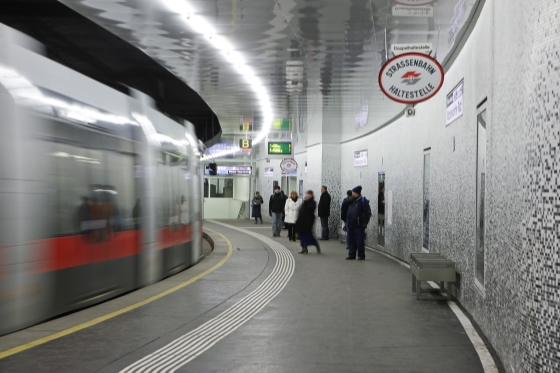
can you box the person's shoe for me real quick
[255,220,258,224]
[346,257,356,260]
[345,247,349,250]
[298,247,308,254]
[357,257,365,261]
[316,245,321,254]
[273,234,277,237]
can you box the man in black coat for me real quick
[269,186,286,237]
[318,185,331,240]
[346,185,372,260]
[340,190,352,248]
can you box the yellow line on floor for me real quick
[0,227,233,360]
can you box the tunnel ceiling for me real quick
[9,0,482,140]
[54,0,483,138]
[0,0,222,144]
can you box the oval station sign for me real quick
[280,158,298,172]
[393,0,437,5]
[378,52,444,104]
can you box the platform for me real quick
[0,220,494,372]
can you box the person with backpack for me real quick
[346,185,372,260]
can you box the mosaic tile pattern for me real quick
[520,1,560,371]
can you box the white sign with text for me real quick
[264,167,274,177]
[446,81,464,126]
[354,150,368,167]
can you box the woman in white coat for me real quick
[284,190,302,241]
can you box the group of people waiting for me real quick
[251,185,372,259]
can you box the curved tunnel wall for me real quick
[253,0,560,371]
[335,0,559,371]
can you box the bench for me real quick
[410,253,455,300]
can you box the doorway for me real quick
[378,172,385,247]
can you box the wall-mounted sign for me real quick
[280,158,298,172]
[393,0,436,6]
[264,167,274,177]
[268,141,292,155]
[205,165,253,175]
[378,53,444,104]
[393,5,433,17]
[272,118,292,131]
[392,43,432,56]
[355,104,369,129]
[225,166,252,175]
[239,138,252,151]
[239,116,253,131]
[354,150,368,167]
[446,81,464,126]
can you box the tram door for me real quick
[377,172,385,247]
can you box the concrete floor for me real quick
[0,220,485,372]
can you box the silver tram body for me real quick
[0,25,203,336]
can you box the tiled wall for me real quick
[255,1,559,370]
[335,0,558,371]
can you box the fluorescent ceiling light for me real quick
[160,0,274,158]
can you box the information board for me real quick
[446,81,464,126]
[268,142,292,155]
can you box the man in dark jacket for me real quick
[346,185,372,260]
[340,190,352,249]
[269,186,286,237]
[318,186,331,240]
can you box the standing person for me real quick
[252,191,264,224]
[340,190,353,250]
[281,190,288,228]
[269,186,285,237]
[346,185,372,260]
[296,190,321,254]
[318,186,331,240]
[284,190,302,241]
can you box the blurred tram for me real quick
[0,25,203,335]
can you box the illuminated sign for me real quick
[268,142,292,155]
[239,138,252,150]
[205,166,252,175]
[239,116,253,131]
[272,118,291,131]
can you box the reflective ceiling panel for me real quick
[60,0,482,136]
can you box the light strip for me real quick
[160,0,273,159]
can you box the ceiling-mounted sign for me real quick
[272,118,292,131]
[280,158,298,172]
[268,141,292,155]
[392,43,432,56]
[239,138,252,151]
[354,150,368,167]
[446,80,464,126]
[393,5,433,17]
[378,53,444,104]
[239,116,253,131]
[393,0,436,5]
[264,167,274,177]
